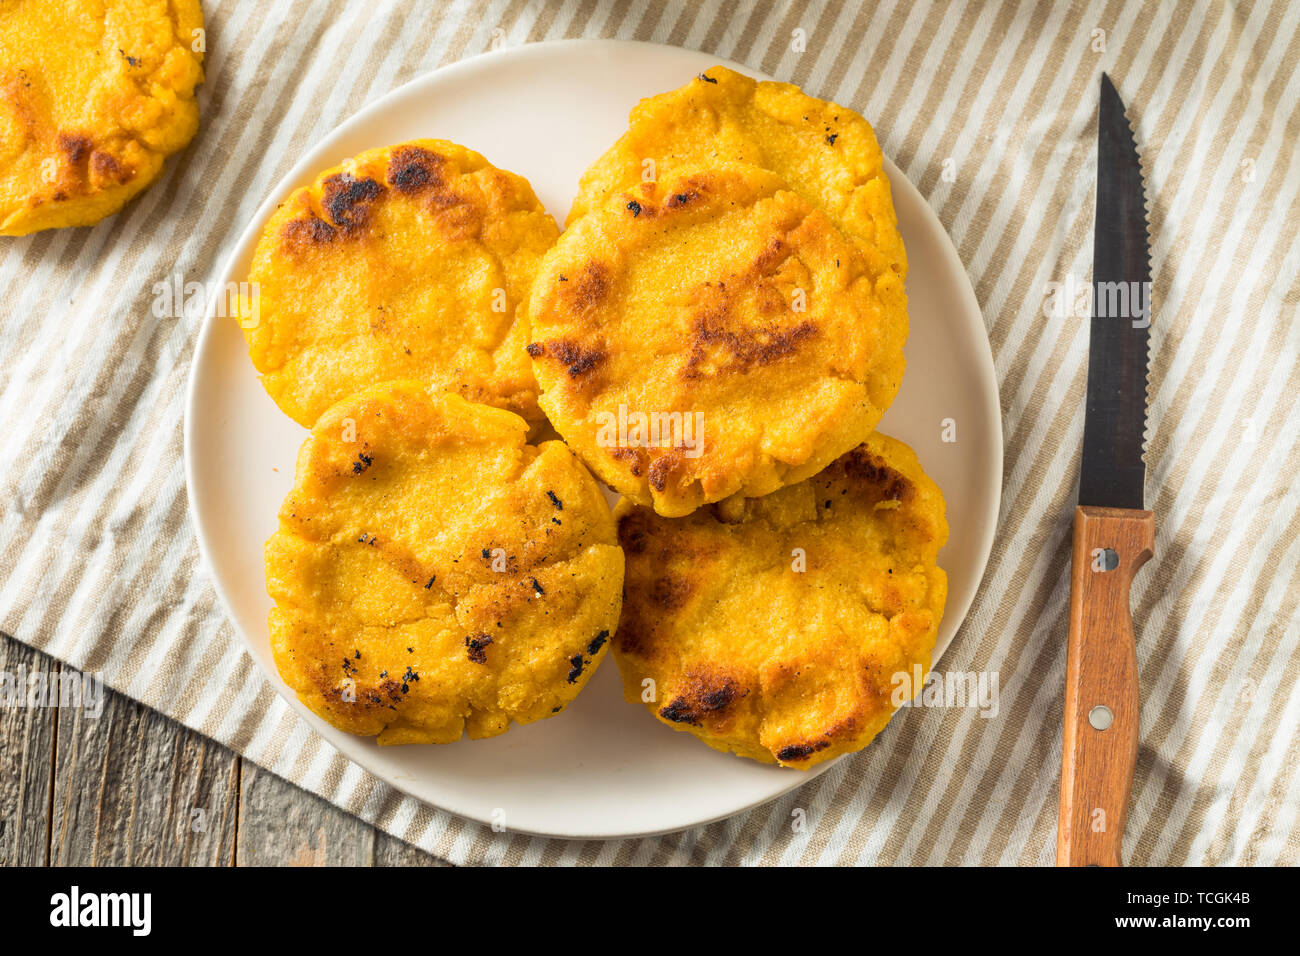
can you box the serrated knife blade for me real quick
[1078,72,1152,510]
[1057,74,1156,868]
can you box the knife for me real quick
[1057,73,1154,867]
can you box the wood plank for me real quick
[235,761,450,866]
[0,633,57,866]
[49,666,239,866]
[372,826,452,866]
[236,761,376,865]
[4,637,447,867]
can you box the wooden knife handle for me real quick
[1057,504,1154,866]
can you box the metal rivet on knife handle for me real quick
[1089,705,1114,731]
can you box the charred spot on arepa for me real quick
[421,180,483,240]
[666,189,700,209]
[610,446,646,477]
[56,132,92,165]
[648,572,692,611]
[562,261,611,312]
[657,697,695,723]
[566,654,586,683]
[46,131,134,191]
[464,633,493,664]
[527,338,605,379]
[659,672,745,725]
[684,317,818,380]
[616,509,653,555]
[647,449,688,494]
[90,149,130,184]
[282,211,338,246]
[618,507,712,566]
[611,612,649,657]
[776,740,831,763]
[321,674,404,709]
[840,446,913,503]
[679,234,820,379]
[321,172,384,231]
[616,174,714,221]
[386,144,445,193]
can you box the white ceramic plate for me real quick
[185,39,1002,839]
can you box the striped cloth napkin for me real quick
[2,0,1297,866]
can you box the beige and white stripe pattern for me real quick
[2,0,1297,866]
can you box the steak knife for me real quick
[1057,73,1154,867]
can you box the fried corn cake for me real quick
[526,163,907,516]
[0,0,204,235]
[612,432,947,769]
[567,66,907,287]
[240,140,559,428]
[266,382,624,745]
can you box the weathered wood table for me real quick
[0,633,448,866]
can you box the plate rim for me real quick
[183,36,1004,840]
